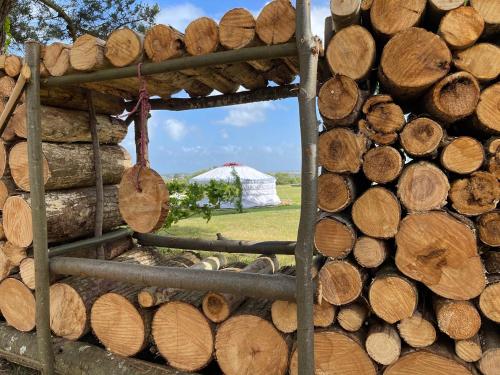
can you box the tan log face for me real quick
[397,312,437,348]
[476,82,500,133]
[105,28,143,67]
[185,17,219,56]
[353,236,387,268]
[318,128,368,173]
[441,137,484,174]
[385,350,476,375]
[0,278,35,332]
[478,211,500,246]
[362,146,403,184]
[317,173,354,213]
[319,260,363,305]
[400,117,443,157]
[370,0,426,37]
[144,24,184,62]
[454,43,500,83]
[255,0,296,45]
[438,6,484,50]
[449,171,499,216]
[479,282,500,323]
[219,8,256,49]
[318,75,359,126]
[314,217,356,259]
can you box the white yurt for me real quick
[190,163,281,209]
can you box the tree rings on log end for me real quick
[19,258,35,290]
[317,173,355,213]
[353,236,387,268]
[454,43,500,83]
[435,299,481,340]
[366,324,401,365]
[438,6,484,50]
[370,0,426,38]
[91,293,147,357]
[397,312,437,348]
[385,350,476,375]
[105,28,143,67]
[49,283,87,340]
[255,0,296,45]
[318,75,361,127]
[119,165,169,233]
[400,118,443,157]
[441,137,484,174]
[0,278,35,332]
[9,142,50,191]
[319,260,363,305]
[475,82,500,134]
[479,282,500,323]
[202,292,230,323]
[478,211,500,247]
[362,146,403,184]
[314,217,355,259]
[185,17,219,56]
[3,196,33,248]
[449,171,499,216]
[318,128,368,174]
[144,25,184,62]
[271,300,335,334]
[219,8,256,50]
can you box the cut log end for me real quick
[3,196,33,248]
[144,24,183,62]
[450,171,499,216]
[91,293,146,357]
[185,17,219,56]
[219,8,256,49]
[370,0,426,38]
[153,301,213,372]
[454,43,500,83]
[441,137,484,174]
[319,128,368,174]
[255,0,296,45]
[319,260,363,305]
[400,118,443,157]
[478,211,500,247]
[366,324,401,365]
[271,300,335,333]
[475,82,500,134]
[202,292,230,323]
[362,146,403,184]
[19,257,35,290]
[317,173,354,213]
[318,75,361,127]
[105,28,143,67]
[0,278,35,332]
[479,282,500,323]
[435,299,482,340]
[119,165,169,233]
[70,35,106,71]
[4,55,22,77]
[9,142,49,192]
[49,283,87,340]
[438,6,484,50]
[353,236,388,268]
[337,302,369,332]
[362,95,405,134]
[314,217,355,259]
[455,335,483,362]
[397,312,437,348]
[471,0,500,36]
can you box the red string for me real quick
[125,63,151,192]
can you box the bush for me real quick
[272,172,301,185]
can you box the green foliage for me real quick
[272,172,301,185]
[3,16,11,53]
[163,179,241,228]
[230,168,243,213]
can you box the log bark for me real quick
[214,298,292,375]
[449,171,499,216]
[3,185,123,247]
[434,298,481,340]
[475,82,500,134]
[366,323,401,365]
[455,335,483,362]
[330,0,361,31]
[362,146,403,184]
[454,43,500,84]
[319,259,365,305]
[318,128,369,173]
[368,266,418,324]
[395,211,485,300]
[4,55,21,77]
[0,277,35,331]
[397,311,437,348]
[289,329,377,375]
[105,28,143,67]
[438,6,484,50]
[370,0,426,39]
[317,172,355,213]
[255,0,296,45]
[70,34,110,71]
[379,27,451,99]
[119,165,169,233]
[42,43,72,77]
[352,186,401,238]
[470,0,500,36]
[478,211,500,247]
[337,301,369,332]
[201,256,277,323]
[318,75,365,128]
[425,72,480,124]
[314,215,356,259]
[478,323,500,375]
[397,162,450,212]
[9,142,131,191]
[441,136,484,174]
[326,25,375,81]
[185,17,219,56]
[353,236,388,268]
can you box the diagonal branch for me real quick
[35,0,78,40]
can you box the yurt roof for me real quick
[190,163,276,183]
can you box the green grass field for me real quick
[159,185,301,265]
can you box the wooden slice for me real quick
[470,0,500,36]
[317,173,355,213]
[362,95,405,134]
[0,278,35,331]
[478,211,500,247]
[326,25,375,81]
[119,165,169,233]
[255,0,296,45]
[425,72,480,124]
[454,43,500,83]
[319,260,364,305]
[475,82,500,134]
[449,171,499,216]
[441,137,484,174]
[379,27,451,99]
[144,24,184,62]
[185,17,219,56]
[4,55,22,77]
[330,0,361,31]
[318,128,369,173]
[271,300,335,333]
[434,298,481,340]
[70,34,108,71]
[370,0,426,39]
[219,8,256,49]
[400,118,443,158]
[366,323,401,365]
[289,330,377,375]
[353,236,388,268]
[337,302,369,332]
[369,270,418,324]
[478,325,500,375]
[105,28,143,67]
[438,6,484,50]
[397,162,449,212]
[362,146,403,184]
[395,211,485,300]
[455,335,483,363]
[352,187,401,239]
[314,216,356,259]
[479,279,500,323]
[318,75,362,127]
[397,312,437,348]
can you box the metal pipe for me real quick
[135,232,296,255]
[295,0,320,373]
[43,43,298,87]
[48,228,132,258]
[25,40,55,375]
[50,257,297,301]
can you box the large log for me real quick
[105,28,143,67]
[325,25,375,81]
[219,8,256,50]
[330,0,361,31]
[449,171,499,216]
[362,146,403,184]
[214,298,291,375]
[3,185,123,247]
[366,323,401,365]
[314,215,356,259]
[70,34,110,71]
[185,17,219,56]
[144,24,184,62]
[441,136,485,174]
[397,162,450,212]
[0,277,35,331]
[475,82,500,134]
[454,43,500,83]
[370,0,426,39]
[438,6,484,50]
[289,329,377,375]
[42,43,72,77]
[319,259,365,305]
[470,0,500,36]
[395,211,485,300]
[434,298,481,340]
[318,128,369,173]
[255,0,296,45]
[397,311,437,348]
[379,27,451,99]
[317,173,356,213]
[9,142,131,191]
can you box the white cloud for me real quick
[156,3,205,30]
[164,119,188,141]
[221,129,229,139]
[216,102,275,127]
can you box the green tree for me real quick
[1,0,159,50]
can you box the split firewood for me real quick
[400,117,443,158]
[314,215,356,259]
[438,6,484,50]
[353,236,388,268]
[317,173,356,213]
[434,298,482,340]
[105,28,143,67]
[319,259,365,305]
[365,322,401,365]
[441,136,485,174]
[318,128,369,173]
[449,171,499,216]
[362,146,403,184]
[370,0,426,39]
[454,43,500,83]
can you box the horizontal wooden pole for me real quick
[135,232,297,255]
[49,257,298,300]
[42,43,298,87]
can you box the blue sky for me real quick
[121,0,330,174]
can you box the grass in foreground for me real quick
[160,185,301,266]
